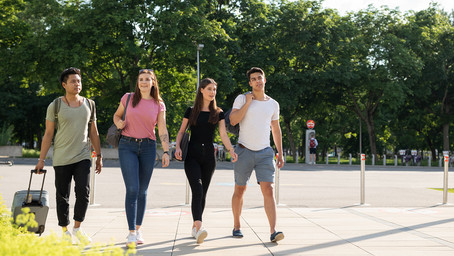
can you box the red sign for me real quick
[361,154,365,161]
[445,155,449,162]
[307,120,315,129]
[92,151,97,158]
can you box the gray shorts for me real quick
[234,145,275,186]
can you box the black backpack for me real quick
[224,109,239,135]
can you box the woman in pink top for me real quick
[113,69,170,247]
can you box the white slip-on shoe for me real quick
[63,230,73,243]
[191,227,197,238]
[136,230,144,245]
[195,228,208,244]
[126,233,137,248]
[72,228,92,243]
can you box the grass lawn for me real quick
[429,188,454,193]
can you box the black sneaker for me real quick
[270,231,284,242]
[232,229,243,238]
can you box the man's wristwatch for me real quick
[163,151,169,155]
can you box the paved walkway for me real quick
[1,161,453,255]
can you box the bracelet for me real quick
[163,151,169,155]
[38,159,45,162]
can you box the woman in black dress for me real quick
[175,78,238,244]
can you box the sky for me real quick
[321,0,454,15]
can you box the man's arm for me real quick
[89,119,102,174]
[35,120,55,173]
[229,93,253,125]
[271,119,284,169]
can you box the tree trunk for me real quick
[36,127,42,150]
[425,135,437,161]
[284,119,296,162]
[443,123,449,151]
[365,113,377,159]
[441,81,450,152]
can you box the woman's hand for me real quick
[174,147,182,161]
[115,119,126,129]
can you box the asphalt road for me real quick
[0,159,452,209]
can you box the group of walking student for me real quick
[34,66,285,247]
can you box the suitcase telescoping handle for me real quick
[26,169,47,206]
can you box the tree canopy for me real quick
[1,0,453,159]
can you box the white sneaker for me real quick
[195,228,208,244]
[126,233,137,247]
[72,228,92,243]
[63,230,73,243]
[191,227,197,238]
[136,230,144,245]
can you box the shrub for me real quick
[0,194,135,255]
[22,149,40,158]
[0,124,14,146]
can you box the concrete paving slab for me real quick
[1,162,453,255]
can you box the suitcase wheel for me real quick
[38,225,45,236]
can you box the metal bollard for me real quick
[89,153,97,205]
[383,155,386,166]
[428,156,431,167]
[274,153,280,205]
[326,154,329,165]
[360,153,366,205]
[337,154,340,165]
[394,155,397,166]
[439,157,442,167]
[443,155,449,204]
[349,153,352,165]
[296,151,299,164]
[372,154,375,166]
[284,152,287,163]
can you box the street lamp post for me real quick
[197,44,204,90]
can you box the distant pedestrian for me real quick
[113,69,170,247]
[35,67,102,243]
[229,67,285,243]
[309,134,318,164]
[175,78,238,244]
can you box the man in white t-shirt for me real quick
[229,67,285,243]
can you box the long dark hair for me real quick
[132,69,162,107]
[189,78,220,126]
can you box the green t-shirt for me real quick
[46,98,95,166]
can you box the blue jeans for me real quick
[118,136,156,231]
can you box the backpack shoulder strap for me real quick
[53,97,61,129]
[85,98,95,137]
[86,98,95,123]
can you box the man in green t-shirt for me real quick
[35,67,102,243]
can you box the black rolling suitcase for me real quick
[11,169,49,235]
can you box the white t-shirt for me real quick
[232,94,280,151]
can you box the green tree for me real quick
[403,6,454,156]
[327,6,421,158]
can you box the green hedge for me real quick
[0,195,135,255]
